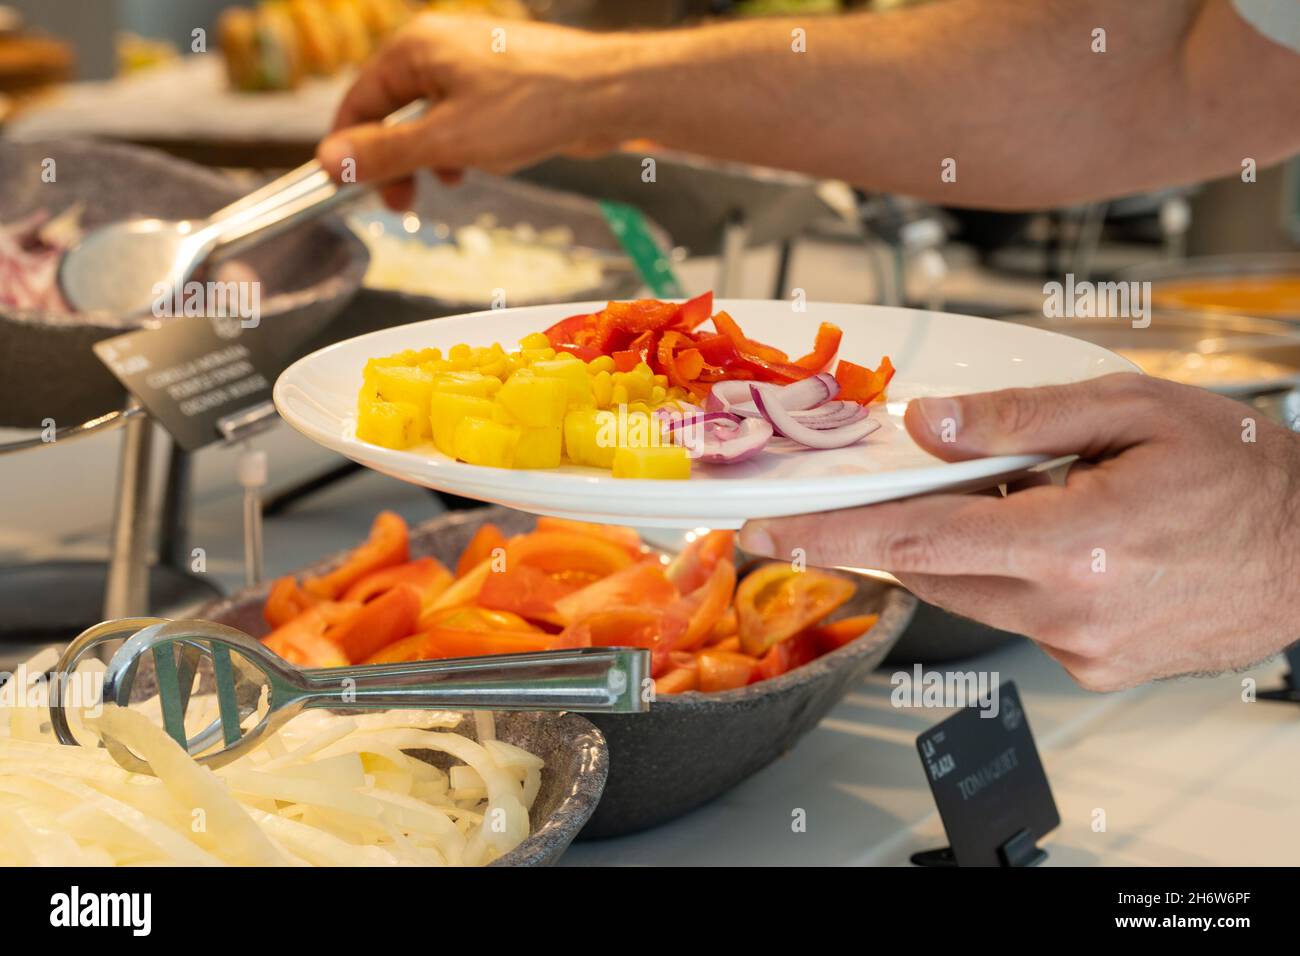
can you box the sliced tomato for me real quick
[554,608,663,650]
[794,322,842,372]
[710,606,739,641]
[835,356,895,404]
[710,635,742,653]
[456,523,507,578]
[533,517,643,558]
[364,626,553,664]
[418,558,492,629]
[755,628,822,681]
[264,575,322,629]
[475,531,633,624]
[423,605,539,633]
[262,602,355,668]
[809,613,879,652]
[654,665,699,696]
[477,562,583,626]
[735,564,857,656]
[664,529,735,594]
[342,556,453,609]
[661,557,736,656]
[323,582,422,663]
[697,649,760,692]
[553,562,678,626]
[303,511,409,599]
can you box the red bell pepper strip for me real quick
[674,291,713,331]
[657,331,709,398]
[603,298,681,334]
[710,311,811,383]
[303,511,409,599]
[835,356,895,404]
[794,322,843,372]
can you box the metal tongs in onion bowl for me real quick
[50,618,647,775]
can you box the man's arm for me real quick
[612,0,1300,208]
[320,0,1300,210]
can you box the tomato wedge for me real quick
[303,511,409,599]
[660,557,736,662]
[735,564,856,656]
[533,517,643,558]
[456,523,507,578]
[324,583,422,663]
[264,576,323,629]
[365,626,553,664]
[809,613,879,652]
[755,628,822,680]
[554,608,663,650]
[263,602,354,668]
[654,665,698,695]
[342,556,453,609]
[697,649,760,692]
[552,562,678,626]
[665,529,735,594]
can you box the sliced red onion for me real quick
[707,373,838,415]
[671,415,773,463]
[750,384,881,449]
[660,410,741,435]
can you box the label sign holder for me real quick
[1259,641,1300,705]
[93,316,290,453]
[912,680,1059,867]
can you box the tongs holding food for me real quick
[50,618,648,775]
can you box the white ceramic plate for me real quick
[274,300,1138,528]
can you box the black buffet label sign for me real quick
[94,316,286,452]
[915,681,1059,866]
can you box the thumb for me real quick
[904,372,1158,461]
[317,113,454,187]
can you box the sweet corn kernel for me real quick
[588,355,615,374]
[519,332,551,350]
[611,383,629,406]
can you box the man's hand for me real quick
[317,15,631,208]
[739,374,1300,691]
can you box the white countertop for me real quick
[563,640,1300,866]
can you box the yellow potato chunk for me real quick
[512,424,563,469]
[357,400,421,450]
[452,416,520,469]
[430,392,498,456]
[564,408,618,469]
[612,446,691,480]
[431,370,502,399]
[497,371,570,427]
[529,359,596,408]
[370,365,435,437]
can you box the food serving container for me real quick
[202,506,917,839]
[1119,253,1300,324]
[1004,309,1300,428]
[0,139,368,428]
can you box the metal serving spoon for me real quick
[50,617,647,775]
[59,100,429,317]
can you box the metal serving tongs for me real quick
[50,617,647,775]
[60,99,430,317]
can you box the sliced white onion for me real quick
[750,384,881,449]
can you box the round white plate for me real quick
[274,300,1138,528]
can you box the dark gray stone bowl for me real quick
[484,712,609,866]
[0,139,368,429]
[200,506,916,841]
